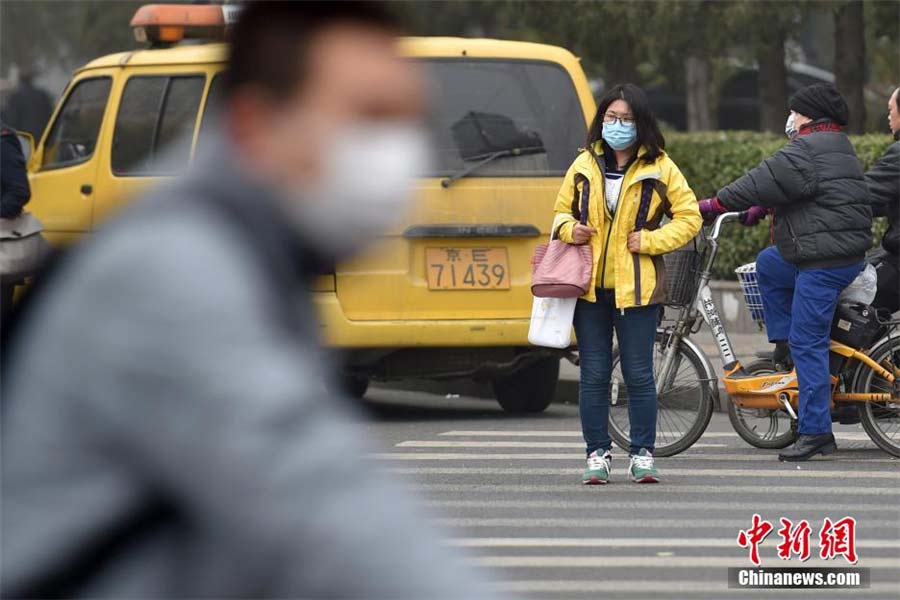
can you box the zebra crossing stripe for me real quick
[492,580,899,594]
[413,483,899,496]
[383,466,900,479]
[446,537,900,548]
[422,499,897,513]
[465,555,900,568]
[372,452,896,463]
[397,441,729,449]
[439,430,877,441]
[433,517,900,530]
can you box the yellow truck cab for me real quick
[23,4,596,412]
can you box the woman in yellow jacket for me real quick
[552,84,701,484]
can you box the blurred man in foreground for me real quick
[1,3,495,598]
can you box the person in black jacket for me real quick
[1,123,32,321]
[700,83,872,462]
[865,86,900,312]
[1,123,30,219]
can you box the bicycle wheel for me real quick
[727,359,796,449]
[609,330,714,457]
[853,337,900,458]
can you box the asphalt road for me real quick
[360,388,900,600]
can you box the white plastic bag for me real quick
[0,212,51,280]
[528,296,577,348]
[839,263,878,305]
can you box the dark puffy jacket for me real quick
[1,125,31,219]
[717,121,871,269]
[864,139,899,256]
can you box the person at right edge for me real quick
[699,83,872,462]
[864,85,900,313]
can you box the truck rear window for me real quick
[421,59,586,177]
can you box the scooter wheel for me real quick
[727,359,797,449]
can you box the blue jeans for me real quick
[756,246,863,435]
[573,290,660,455]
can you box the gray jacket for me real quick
[717,121,872,269]
[1,150,495,599]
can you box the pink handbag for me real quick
[531,175,593,298]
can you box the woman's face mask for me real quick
[784,112,798,139]
[602,119,638,151]
[283,121,430,260]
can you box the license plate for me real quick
[426,247,510,290]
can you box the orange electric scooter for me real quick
[606,212,900,458]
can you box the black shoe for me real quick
[773,341,794,373]
[778,433,837,462]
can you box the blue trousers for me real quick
[573,290,659,455]
[755,246,862,435]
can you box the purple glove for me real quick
[698,197,726,225]
[739,205,769,227]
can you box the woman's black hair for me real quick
[587,83,665,164]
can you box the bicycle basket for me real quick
[735,262,765,324]
[663,241,700,307]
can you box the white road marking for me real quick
[379,429,898,596]
[397,441,730,449]
[440,430,877,441]
[384,466,900,479]
[492,580,899,594]
[432,517,900,530]
[372,452,896,463]
[423,499,897,513]
[466,555,900,568]
[447,537,900,549]
[413,483,898,496]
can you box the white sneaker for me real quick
[628,448,660,483]
[582,450,611,484]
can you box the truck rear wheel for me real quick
[492,357,559,413]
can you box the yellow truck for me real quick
[21,4,596,412]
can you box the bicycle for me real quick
[607,212,900,458]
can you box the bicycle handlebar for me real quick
[706,211,744,242]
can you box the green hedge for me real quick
[665,132,893,279]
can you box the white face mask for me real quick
[283,122,429,259]
[784,113,797,139]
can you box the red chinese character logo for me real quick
[737,514,774,566]
[776,518,812,562]
[819,517,858,564]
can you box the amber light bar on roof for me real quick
[130,3,237,45]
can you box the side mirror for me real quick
[16,131,34,164]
